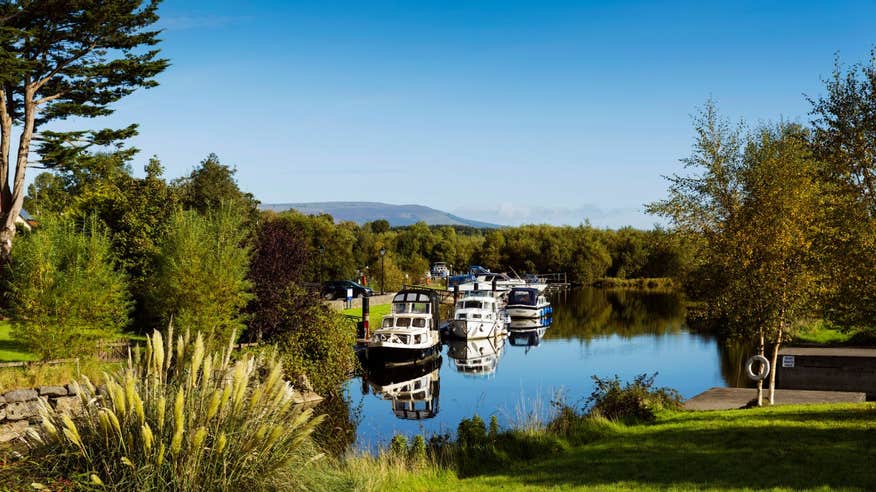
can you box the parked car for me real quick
[322,280,373,300]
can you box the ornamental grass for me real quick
[22,326,325,491]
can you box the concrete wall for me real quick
[776,347,876,397]
[0,384,82,444]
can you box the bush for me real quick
[274,285,358,394]
[150,206,252,348]
[586,373,682,424]
[23,328,325,490]
[4,217,131,360]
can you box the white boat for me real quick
[506,288,552,319]
[449,291,507,339]
[366,356,441,420]
[446,337,505,376]
[367,289,442,363]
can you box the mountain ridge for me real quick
[260,201,501,228]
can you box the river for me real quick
[336,287,748,450]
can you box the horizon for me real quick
[39,1,876,229]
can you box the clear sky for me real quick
[51,0,876,228]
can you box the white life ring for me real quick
[745,355,770,381]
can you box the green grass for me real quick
[0,320,36,362]
[362,403,876,491]
[343,303,391,329]
[792,319,876,346]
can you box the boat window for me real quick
[395,303,409,313]
[410,302,430,314]
[472,313,482,319]
[412,318,426,328]
[457,313,467,319]
[510,291,534,304]
[396,317,411,328]
[463,300,482,309]
[383,318,393,328]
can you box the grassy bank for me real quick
[793,319,876,346]
[343,303,391,328]
[0,320,36,362]
[345,403,876,491]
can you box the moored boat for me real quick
[367,289,442,363]
[448,291,507,339]
[447,337,505,376]
[505,287,552,319]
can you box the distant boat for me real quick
[367,289,442,363]
[448,291,508,339]
[506,288,552,319]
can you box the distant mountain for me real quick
[261,201,501,228]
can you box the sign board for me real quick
[346,288,353,300]
[782,355,795,368]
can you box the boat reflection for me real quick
[364,355,441,420]
[508,317,552,351]
[446,336,506,376]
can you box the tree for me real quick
[247,214,310,342]
[150,206,253,347]
[649,103,820,405]
[175,153,260,226]
[0,0,167,263]
[808,51,876,328]
[4,217,131,360]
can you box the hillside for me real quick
[261,201,501,228]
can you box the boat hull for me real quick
[506,305,552,318]
[448,319,506,339]
[366,343,441,364]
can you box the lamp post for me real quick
[379,247,386,294]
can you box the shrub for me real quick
[274,286,358,394]
[23,328,324,491]
[586,372,683,423]
[5,217,131,360]
[150,206,253,348]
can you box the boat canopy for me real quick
[508,288,539,306]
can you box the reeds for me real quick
[24,327,325,491]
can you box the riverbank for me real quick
[341,402,876,491]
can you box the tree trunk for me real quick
[0,87,13,266]
[768,318,785,405]
[756,329,764,406]
[0,85,36,264]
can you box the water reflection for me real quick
[446,337,506,376]
[508,316,553,351]
[346,288,751,448]
[363,355,442,420]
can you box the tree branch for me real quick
[33,92,63,106]
[33,40,98,91]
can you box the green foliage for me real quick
[21,328,325,491]
[390,434,408,457]
[808,52,876,328]
[4,217,130,360]
[586,373,682,424]
[274,286,358,394]
[150,207,253,347]
[174,154,260,229]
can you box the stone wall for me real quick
[0,384,82,444]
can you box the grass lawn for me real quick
[343,303,391,329]
[0,319,36,362]
[381,403,876,491]
[793,319,876,346]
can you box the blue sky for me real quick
[49,1,876,228]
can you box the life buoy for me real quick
[745,355,770,381]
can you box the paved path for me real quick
[684,387,866,411]
[779,346,876,357]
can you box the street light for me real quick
[379,247,386,294]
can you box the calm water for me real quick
[339,288,748,450]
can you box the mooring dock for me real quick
[684,387,866,411]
